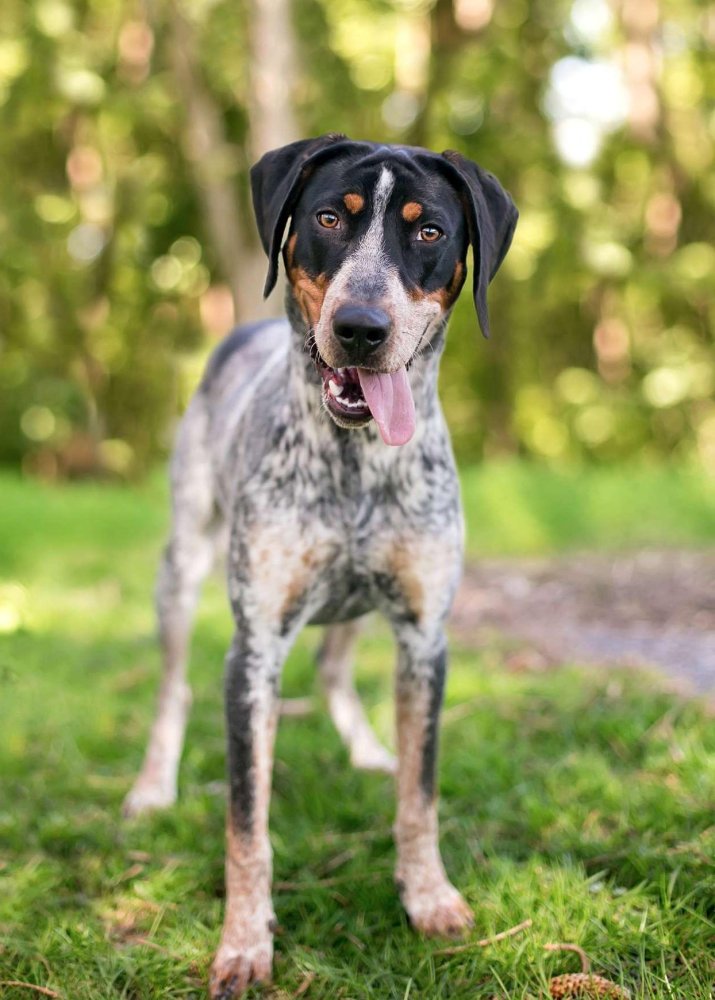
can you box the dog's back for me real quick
[200,319,289,466]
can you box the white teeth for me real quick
[328,379,343,396]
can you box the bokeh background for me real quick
[2,7,715,997]
[1,0,713,479]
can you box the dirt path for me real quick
[451,549,715,695]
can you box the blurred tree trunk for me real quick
[408,0,464,148]
[169,4,247,317]
[241,0,300,316]
[168,0,299,324]
[247,0,299,158]
[407,0,492,148]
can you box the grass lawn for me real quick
[0,464,713,999]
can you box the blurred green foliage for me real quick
[0,0,713,476]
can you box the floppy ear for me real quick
[250,133,349,298]
[440,151,518,338]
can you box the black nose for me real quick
[333,304,390,360]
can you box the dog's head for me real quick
[251,134,517,445]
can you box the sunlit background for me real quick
[1,10,714,994]
[0,0,713,477]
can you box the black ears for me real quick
[250,136,518,329]
[439,151,518,338]
[250,133,349,298]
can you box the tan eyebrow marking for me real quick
[401,201,423,222]
[343,193,365,214]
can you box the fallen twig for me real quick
[292,971,316,997]
[275,870,384,891]
[544,942,590,973]
[435,917,533,955]
[0,983,60,998]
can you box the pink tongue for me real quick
[356,367,415,446]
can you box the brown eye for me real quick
[317,211,340,229]
[417,224,443,243]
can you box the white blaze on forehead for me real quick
[356,166,395,266]
[314,167,397,347]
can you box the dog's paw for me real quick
[209,941,273,999]
[399,878,474,937]
[122,780,176,818]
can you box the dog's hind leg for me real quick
[318,620,396,775]
[123,402,217,818]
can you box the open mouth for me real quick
[318,363,372,425]
[313,351,417,446]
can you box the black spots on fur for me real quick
[420,645,446,800]
[373,571,419,627]
[280,599,305,638]
[271,421,289,453]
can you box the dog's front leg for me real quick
[210,516,335,998]
[377,531,473,936]
[210,628,282,999]
[393,631,474,936]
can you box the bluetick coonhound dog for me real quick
[123,134,517,998]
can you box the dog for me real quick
[123,133,517,998]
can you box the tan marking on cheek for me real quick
[402,201,423,223]
[409,285,450,311]
[343,192,365,214]
[408,260,465,312]
[449,260,464,296]
[289,266,328,328]
[284,232,297,270]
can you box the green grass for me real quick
[0,465,713,999]
[460,460,715,555]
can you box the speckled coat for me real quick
[122,134,517,1000]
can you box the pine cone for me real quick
[549,972,631,998]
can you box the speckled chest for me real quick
[226,400,462,627]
